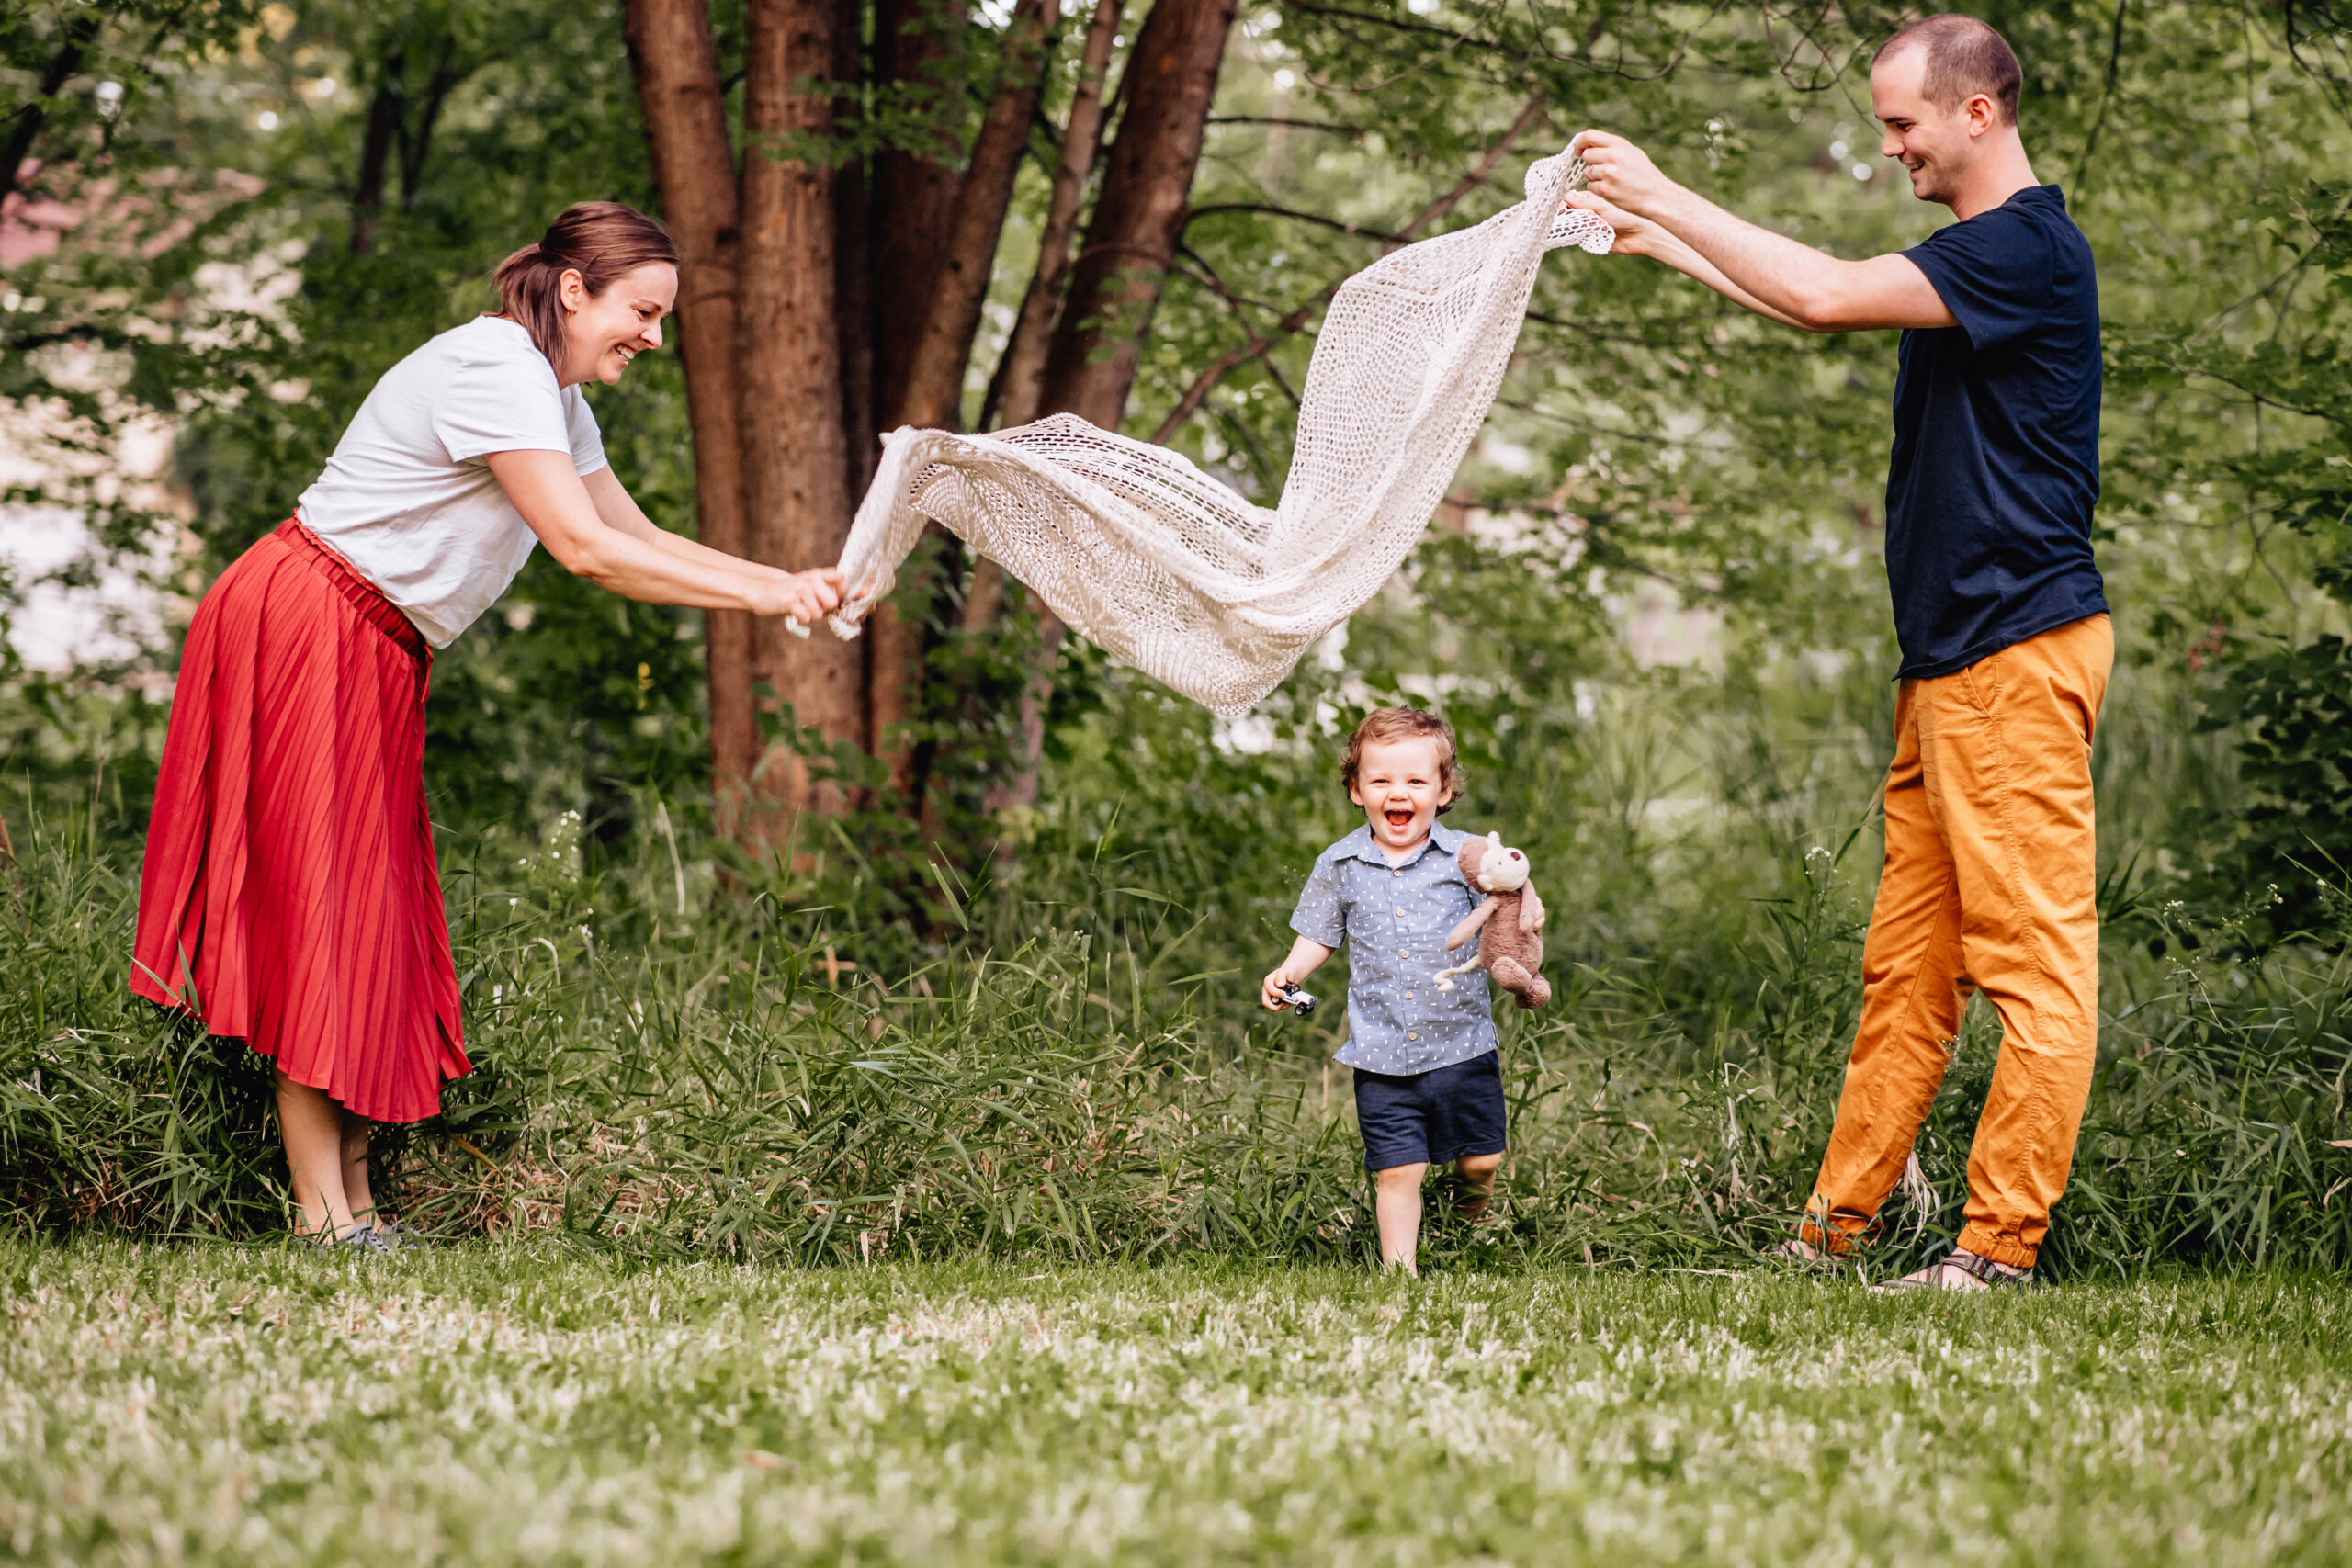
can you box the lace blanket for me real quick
[826,147,1612,716]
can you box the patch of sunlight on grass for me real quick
[2,1238,2348,1565]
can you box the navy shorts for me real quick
[1353,1052,1508,1171]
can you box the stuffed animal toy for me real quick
[1432,831,1551,1009]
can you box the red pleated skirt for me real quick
[131,518,469,1124]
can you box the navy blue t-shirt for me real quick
[1885,184,2107,679]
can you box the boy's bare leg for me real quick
[275,1070,356,1236]
[340,1115,377,1227]
[1453,1152,1502,1223]
[1374,1162,1428,1273]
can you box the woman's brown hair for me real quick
[493,201,680,373]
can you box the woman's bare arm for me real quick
[487,450,840,623]
[580,465,799,579]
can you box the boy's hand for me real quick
[1523,884,1547,932]
[1261,968,1296,1010]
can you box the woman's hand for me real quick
[752,568,844,624]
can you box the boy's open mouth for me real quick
[1384,807,1415,830]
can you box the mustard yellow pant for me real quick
[1802,614,2112,1269]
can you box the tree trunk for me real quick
[860,0,972,799]
[1037,0,1237,428]
[0,11,100,203]
[964,0,1125,633]
[395,36,463,211]
[864,0,1061,808]
[869,0,967,434]
[623,0,762,834]
[740,0,863,824]
[992,0,1235,812]
[349,49,403,255]
[893,0,1057,433]
[989,0,1125,434]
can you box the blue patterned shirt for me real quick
[1289,820,1499,1075]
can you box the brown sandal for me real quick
[1872,1248,2035,1292]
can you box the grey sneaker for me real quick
[330,1223,394,1255]
[373,1220,428,1251]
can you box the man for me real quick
[1566,14,2109,1291]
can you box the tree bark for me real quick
[865,0,1061,806]
[869,0,967,434]
[740,0,863,823]
[989,0,1125,434]
[395,36,463,211]
[963,0,1125,633]
[893,0,1057,433]
[992,0,1235,814]
[859,0,974,798]
[1036,0,1238,429]
[349,49,403,255]
[623,0,761,833]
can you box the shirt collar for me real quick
[1334,818,1466,870]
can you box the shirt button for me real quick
[1408,1032,1419,1042]
[1404,990,1415,999]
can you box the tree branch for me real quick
[1181,201,1404,243]
[1205,115,1366,135]
[2,12,103,203]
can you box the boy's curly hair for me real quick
[1341,707,1463,814]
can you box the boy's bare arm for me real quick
[1262,937,1333,1010]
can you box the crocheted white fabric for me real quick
[826,147,1613,716]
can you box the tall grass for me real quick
[5,770,2346,1275]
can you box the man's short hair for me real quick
[1873,14,2023,126]
[1342,707,1462,813]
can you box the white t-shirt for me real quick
[297,315,606,648]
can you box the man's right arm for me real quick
[1566,130,1956,334]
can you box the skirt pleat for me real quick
[132,519,469,1125]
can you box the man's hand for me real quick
[1569,130,1683,220]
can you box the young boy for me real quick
[1262,707,1542,1273]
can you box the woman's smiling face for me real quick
[558,261,678,387]
[1350,735,1449,853]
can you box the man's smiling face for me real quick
[1871,43,1990,208]
[1350,736,1450,854]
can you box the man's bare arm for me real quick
[1567,130,1956,333]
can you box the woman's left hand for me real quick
[763,568,843,625]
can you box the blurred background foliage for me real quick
[3,0,2349,1268]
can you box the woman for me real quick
[131,202,839,1249]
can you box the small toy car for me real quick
[1274,982,1318,1019]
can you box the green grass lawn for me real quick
[2,1242,2346,1565]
